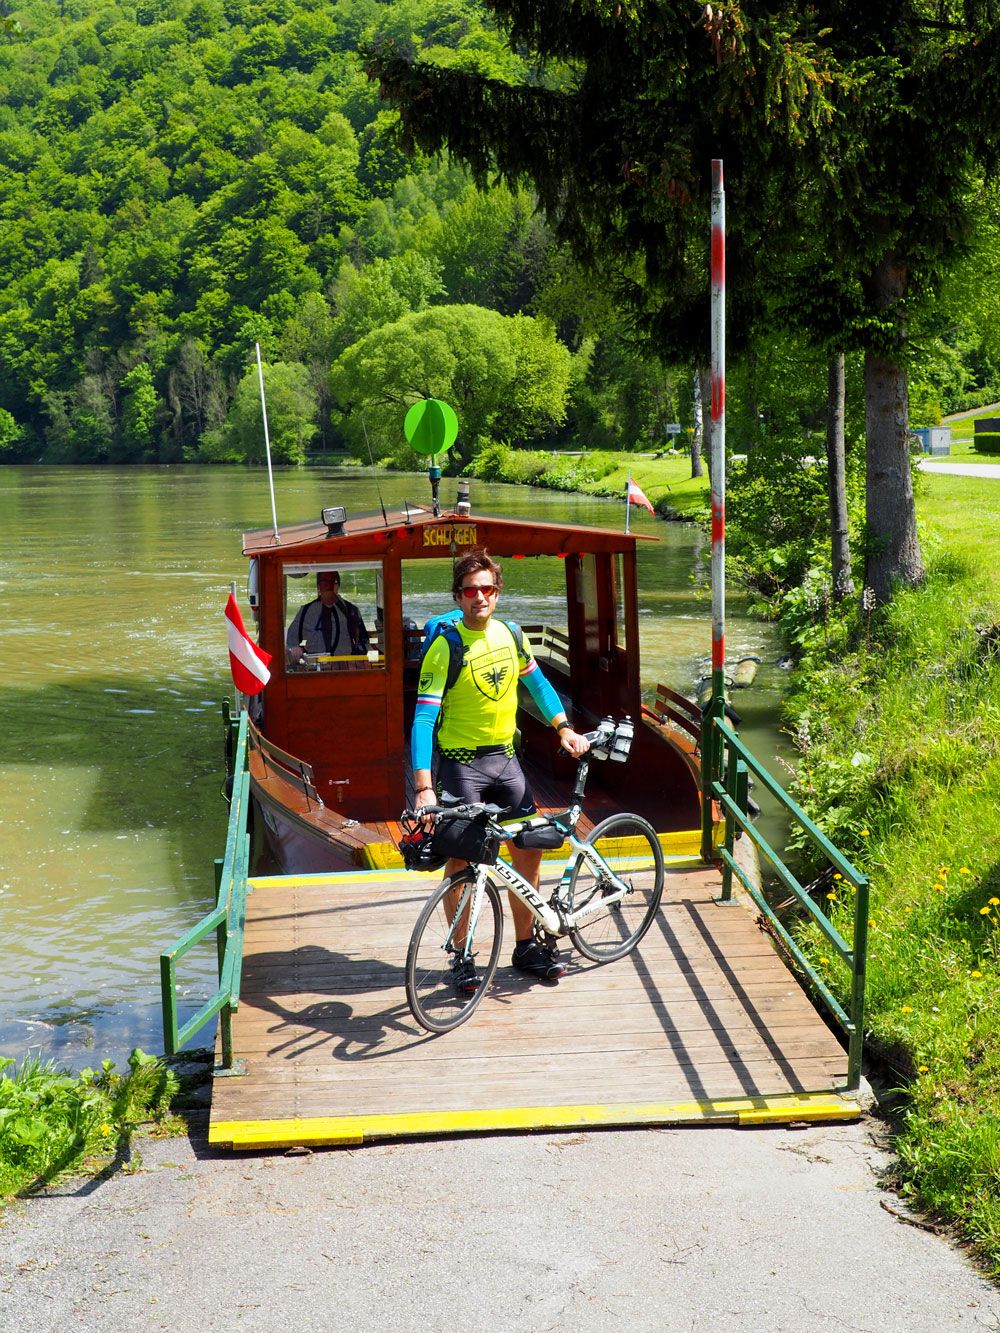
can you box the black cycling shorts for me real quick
[437,746,536,817]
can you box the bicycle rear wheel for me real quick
[405,870,503,1033]
[567,813,664,962]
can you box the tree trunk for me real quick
[863,256,924,603]
[698,365,712,481]
[690,367,704,478]
[826,352,853,601]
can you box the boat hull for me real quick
[251,779,362,875]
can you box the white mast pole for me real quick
[255,342,279,540]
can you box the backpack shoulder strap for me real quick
[500,618,526,662]
[442,623,466,692]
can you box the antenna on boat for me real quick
[361,413,389,526]
[254,342,279,541]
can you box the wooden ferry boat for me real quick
[235,486,706,874]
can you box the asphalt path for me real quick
[2,1113,998,1332]
[918,460,1000,478]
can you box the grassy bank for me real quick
[943,410,1000,461]
[0,1049,206,1203]
[463,443,710,519]
[783,471,1000,1273]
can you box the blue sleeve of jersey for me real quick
[521,661,563,724]
[411,634,449,771]
[411,699,438,771]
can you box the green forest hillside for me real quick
[4,0,1000,471]
[0,0,679,463]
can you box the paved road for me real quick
[918,460,1000,478]
[941,403,1000,423]
[2,1115,997,1332]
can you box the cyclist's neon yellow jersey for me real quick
[419,618,534,750]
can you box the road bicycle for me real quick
[399,717,665,1033]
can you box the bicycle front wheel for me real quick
[567,813,664,962]
[405,870,503,1033]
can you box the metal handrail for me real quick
[160,709,251,1069]
[701,714,869,1090]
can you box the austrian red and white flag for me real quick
[626,477,654,515]
[225,593,271,696]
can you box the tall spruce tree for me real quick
[372,2,1000,603]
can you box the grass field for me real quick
[787,469,1000,1273]
[465,444,711,519]
[940,409,1000,461]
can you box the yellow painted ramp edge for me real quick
[210,1091,862,1150]
[251,836,705,889]
[358,827,705,872]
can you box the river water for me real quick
[0,465,791,1070]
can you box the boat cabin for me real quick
[242,498,702,871]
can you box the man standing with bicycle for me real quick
[411,550,590,990]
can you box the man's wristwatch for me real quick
[556,721,572,732]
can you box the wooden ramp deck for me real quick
[209,856,860,1150]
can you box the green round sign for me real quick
[403,399,458,456]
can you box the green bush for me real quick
[470,440,512,480]
[0,1049,181,1200]
[502,449,550,484]
[973,432,1000,454]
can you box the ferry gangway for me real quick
[159,704,869,1149]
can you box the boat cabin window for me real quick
[614,553,627,653]
[400,555,571,682]
[284,562,385,673]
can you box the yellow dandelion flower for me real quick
[833,873,843,881]
[100,1123,112,1136]
[826,891,837,901]
[981,907,992,916]
[990,897,1000,906]
[818,956,829,965]
[901,1005,913,1013]
[859,829,870,837]
[918,1065,929,1073]
[933,883,946,892]
[971,970,982,979]
[959,867,971,875]
[940,866,950,874]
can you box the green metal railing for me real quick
[160,709,251,1071]
[701,714,869,1090]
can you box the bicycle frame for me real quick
[451,821,635,943]
[417,716,638,954]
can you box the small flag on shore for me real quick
[225,593,271,695]
[626,475,654,515]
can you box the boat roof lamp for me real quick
[322,504,347,535]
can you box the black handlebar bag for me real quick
[512,824,565,850]
[432,812,500,866]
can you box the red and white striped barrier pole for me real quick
[703,159,727,860]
